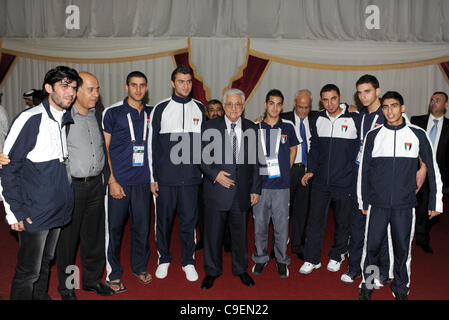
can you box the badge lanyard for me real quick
[259,123,282,179]
[127,111,148,167]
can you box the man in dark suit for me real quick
[411,91,449,253]
[200,88,262,289]
[279,89,317,261]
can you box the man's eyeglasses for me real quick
[224,103,243,108]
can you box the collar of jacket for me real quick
[172,93,192,104]
[42,97,74,128]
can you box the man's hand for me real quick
[11,218,32,232]
[151,182,159,198]
[361,210,368,215]
[0,152,10,168]
[415,160,427,194]
[250,193,260,206]
[301,172,314,187]
[254,115,264,123]
[215,170,235,189]
[428,210,441,219]
[109,181,126,199]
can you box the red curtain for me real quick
[231,54,269,102]
[440,61,449,83]
[0,53,16,85]
[173,52,208,105]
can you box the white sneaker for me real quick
[182,264,199,282]
[155,262,170,279]
[327,259,342,272]
[299,262,321,274]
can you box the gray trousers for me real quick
[252,188,291,265]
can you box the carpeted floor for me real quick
[0,197,448,301]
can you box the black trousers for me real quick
[415,180,439,246]
[10,228,61,300]
[57,176,106,295]
[198,181,232,250]
[290,165,310,254]
[204,197,249,276]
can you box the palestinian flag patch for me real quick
[404,142,412,151]
[281,135,287,144]
[341,125,348,132]
[193,118,199,125]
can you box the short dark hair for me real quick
[42,66,80,96]
[381,91,404,106]
[433,91,448,102]
[171,64,193,82]
[320,84,340,97]
[126,71,148,85]
[206,99,223,110]
[265,89,284,104]
[356,74,380,89]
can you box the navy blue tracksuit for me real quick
[358,119,443,295]
[347,106,391,279]
[303,105,360,264]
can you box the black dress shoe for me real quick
[60,291,78,300]
[420,244,433,254]
[83,282,115,296]
[238,272,255,287]
[201,275,217,290]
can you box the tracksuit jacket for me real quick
[0,98,74,232]
[148,94,205,186]
[307,104,360,191]
[357,119,443,212]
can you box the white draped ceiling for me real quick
[1,37,448,122]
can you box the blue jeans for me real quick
[10,228,61,300]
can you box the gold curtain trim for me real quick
[0,39,19,89]
[222,38,251,99]
[187,38,211,102]
[0,47,189,64]
[249,49,449,71]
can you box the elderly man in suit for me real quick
[411,91,449,254]
[200,88,262,290]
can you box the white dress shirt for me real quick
[293,112,311,164]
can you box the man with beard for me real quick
[0,66,79,300]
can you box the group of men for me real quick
[0,65,446,300]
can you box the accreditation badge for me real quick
[132,145,145,166]
[266,157,281,179]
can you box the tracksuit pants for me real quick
[105,183,151,281]
[303,183,351,265]
[155,184,198,267]
[252,188,291,265]
[361,206,415,295]
[347,199,392,279]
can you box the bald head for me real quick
[294,89,312,119]
[75,71,100,113]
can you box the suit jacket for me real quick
[201,116,262,212]
[279,110,318,126]
[411,114,449,188]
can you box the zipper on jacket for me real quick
[390,130,396,206]
[327,118,334,185]
[182,103,185,132]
